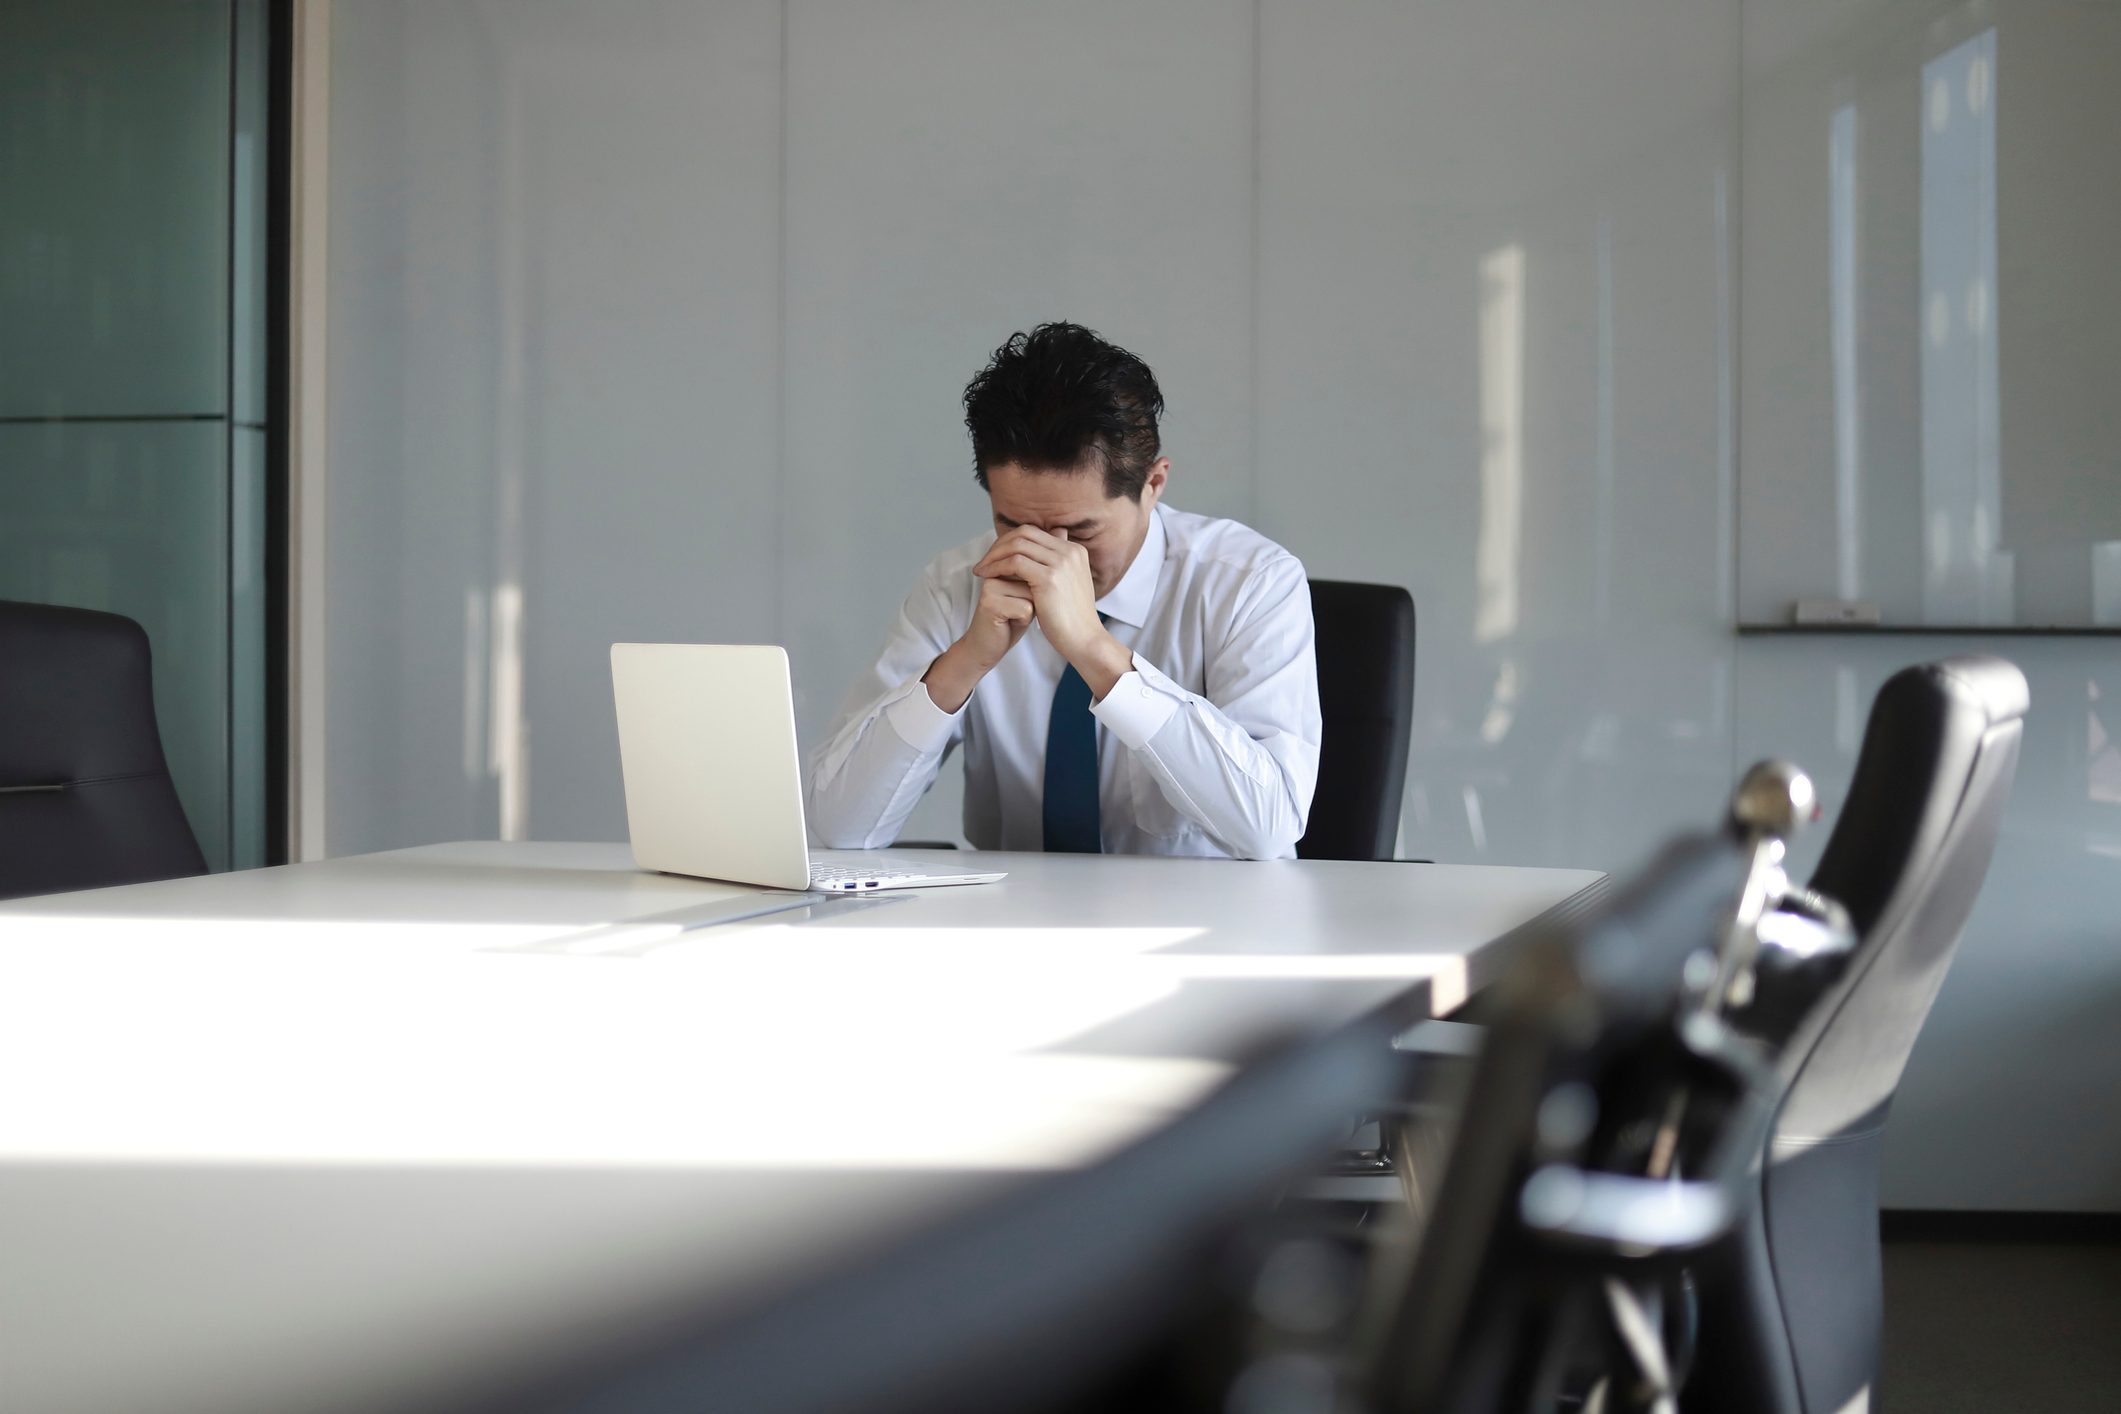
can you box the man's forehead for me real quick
[986,462,1115,527]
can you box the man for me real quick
[807,322,1320,859]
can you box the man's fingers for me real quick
[1020,533,1078,566]
[979,528,1065,570]
[976,552,1053,585]
[1026,527,1090,565]
[976,544,1055,577]
[986,594,1034,626]
[979,577,1036,618]
[1014,526,1086,565]
[979,526,1034,563]
[984,575,1035,601]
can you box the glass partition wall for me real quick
[1739,0,2121,629]
[0,0,281,870]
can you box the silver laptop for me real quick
[610,643,1005,893]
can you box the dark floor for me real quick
[1881,1240,2121,1412]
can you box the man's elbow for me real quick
[804,790,867,850]
[808,810,880,851]
[811,824,870,850]
[1226,810,1305,861]
[1240,785,1312,860]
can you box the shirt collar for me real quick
[1094,504,1167,629]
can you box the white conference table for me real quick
[0,842,1602,1414]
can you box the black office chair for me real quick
[1334,755,1872,1414]
[1358,823,1817,1414]
[0,600,207,901]
[1299,580,1415,862]
[1689,656,2028,1414]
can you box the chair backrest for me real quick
[1298,580,1415,862]
[1693,656,2027,1414]
[1785,655,2027,1142]
[0,599,207,900]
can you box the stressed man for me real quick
[807,322,1320,859]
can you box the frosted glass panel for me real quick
[1256,0,1741,870]
[0,0,233,418]
[0,422,232,870]
[325,0,782,855]
[1740,0,2121,627]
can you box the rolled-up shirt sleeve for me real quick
[1090,555,1321,859]
[805,573,966,849]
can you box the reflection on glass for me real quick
[2092,680,2121,808]
[462,587,489,781]
[1716,169,1734,622]
[1461,784,1489,855]
[1595,218,1615,626]
[1829,103,1862,601]
[1919,28,2008,622]
[1835,665,1861,755]
[1480,659,1519,745]
[231,428,267,868]
[490,582,528,841]
[2095,543,2121,626]
[1476,243,1525,645]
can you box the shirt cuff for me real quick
[1091,654,1187,750]
[885,677,964,754]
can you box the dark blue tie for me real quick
[1043,631,1106,854]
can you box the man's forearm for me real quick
[808,681,959,849]
[1127,706,1312,859]
[1089,652,1320,860]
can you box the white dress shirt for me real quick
[806,505,1321,859]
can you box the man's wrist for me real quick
[922,640,988,713]
[1076,629,1135,703]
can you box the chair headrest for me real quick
[1925,654,2030,727]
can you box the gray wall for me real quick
[323,0,2121,1210]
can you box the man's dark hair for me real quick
[962,322,1165,501]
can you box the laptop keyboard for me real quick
[806,864,934,890]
